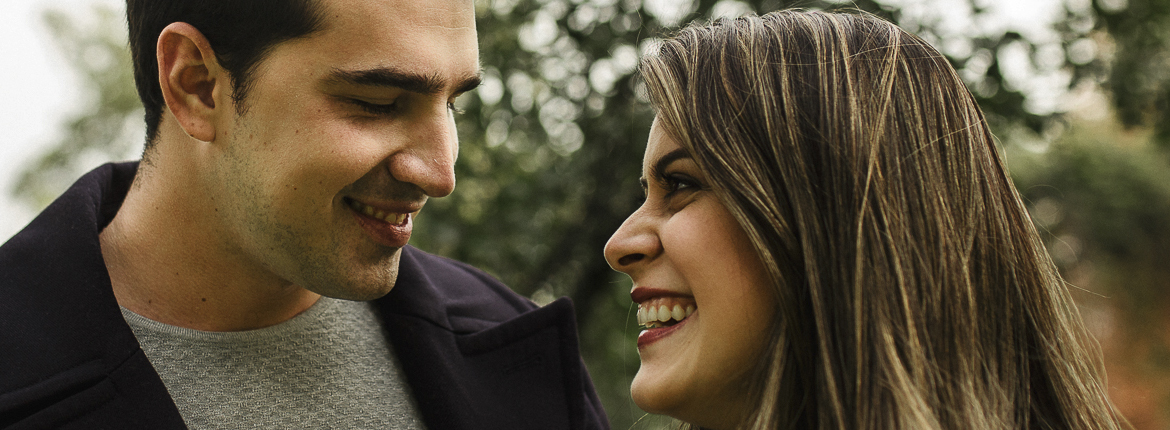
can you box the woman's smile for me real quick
[632,291,699,348]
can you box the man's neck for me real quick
[100,154,321,332]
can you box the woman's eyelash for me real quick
[662,173,701,194]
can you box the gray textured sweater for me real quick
[121,297,426,429]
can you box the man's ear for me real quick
[157,22,227,142]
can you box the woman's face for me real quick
[604,120,778,429]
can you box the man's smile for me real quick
[344,197,417,248]
[345,197,410,225]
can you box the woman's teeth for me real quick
[347,199,407,224]
[636,301,696,328]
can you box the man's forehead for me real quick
[279,0,479,89]
[316,0,476,30]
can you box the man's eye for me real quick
[448,101,465,115]
[351,99,398,115]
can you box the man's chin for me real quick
[299,246,402,301]
[308,272,399,301]
[322,285,396,301]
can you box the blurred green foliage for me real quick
[1011,124,1170,325]
[1007,115,1170,426]
[1093,0,1170,143]
[12,0,1170,428]
[14,6,142,207]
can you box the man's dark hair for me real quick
[127,0,326,149]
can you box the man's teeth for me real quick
[637,302,696,328]
[348,199,407,224]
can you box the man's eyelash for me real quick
[350,99,465,116]
[351,99,397,115]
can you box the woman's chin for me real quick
[630,369,682,416]
[630,370,748,430]
[630,374,704,426]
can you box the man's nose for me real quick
[388,109,458,198]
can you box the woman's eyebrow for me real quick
[638,148,692,194]
[649,148,692,181]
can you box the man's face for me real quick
[203,0,479,300]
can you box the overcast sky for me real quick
[0,0,1068,242]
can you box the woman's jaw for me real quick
[630,287,758,430]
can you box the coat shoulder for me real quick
[386,246,538,333]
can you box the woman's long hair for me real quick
[640,10,1124,430]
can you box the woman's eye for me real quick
[663,173,700,195]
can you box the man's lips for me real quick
[345,197,419,247]
[345,197,420,222]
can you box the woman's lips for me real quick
[631,286,691,303]
[637,312,693,348]
[631,286,698,349]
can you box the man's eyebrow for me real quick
[326,67,482,95]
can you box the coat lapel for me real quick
[377,250,606,430]
[0,162,185,429]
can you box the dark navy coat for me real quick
[0,162,608,430]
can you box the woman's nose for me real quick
[604,208,661,272]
